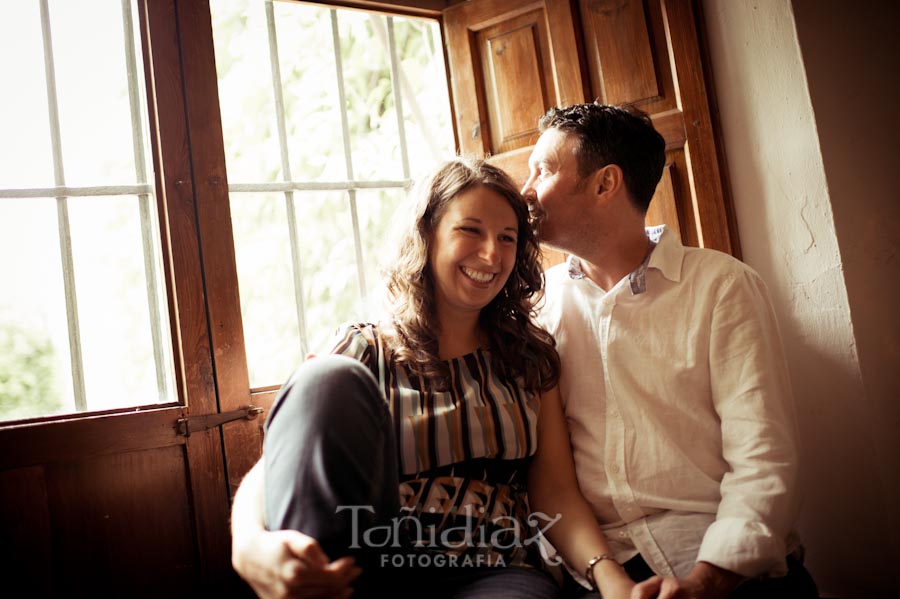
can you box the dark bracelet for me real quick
[585,553,620,591]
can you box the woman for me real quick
[231,158,634,599]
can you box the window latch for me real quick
[176,405,264,437]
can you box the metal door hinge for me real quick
[176,405,264,437]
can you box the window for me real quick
[0,0,456,421]
[0,0,175,421]
[209,0,455,389]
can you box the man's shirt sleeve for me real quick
[698,267,801,578]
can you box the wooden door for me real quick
[443,0,739,258]
[0,1,258,595]
[444,0,586,178]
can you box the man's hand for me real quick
[232,529,361,599]
[630,561,742,599]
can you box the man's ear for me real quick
[593,164,624,198]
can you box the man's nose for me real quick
[520,174,535,197]
[519,169,537,199]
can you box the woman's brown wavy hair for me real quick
[382,157,559,393]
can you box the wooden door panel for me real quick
[45,446,198,593]
[646,161,682,241]
[445,0,587,157]
[477,9,555,155]
[0,411,253,595]
[578,0,678,113]
[577,0,735,254]
[579,0,660,105]
[0,409,214,595]
[0,467,54,596]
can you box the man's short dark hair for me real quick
[538,102,666,213]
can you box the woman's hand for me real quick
[605,576,637,599]
[231,460,361,598]
[593,559,636,599]
[232,528,360,599]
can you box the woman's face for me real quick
[429,184,518,322]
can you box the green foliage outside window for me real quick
[0,323,62,421]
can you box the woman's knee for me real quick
[266,355,385,437]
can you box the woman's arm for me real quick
[528,386,635,599]
[231,459,359,599]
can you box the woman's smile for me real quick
[429,184,518,319]
[460,265,497,284]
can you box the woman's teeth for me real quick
[461,266,495,283]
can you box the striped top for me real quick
[329,323,546,568]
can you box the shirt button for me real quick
[610,464,620,474]
[618,531,628,538]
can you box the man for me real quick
[231,103,816,598]
[521,103,815,598]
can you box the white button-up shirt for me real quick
[539,226,800,581]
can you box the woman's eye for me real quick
[501,235,517,244]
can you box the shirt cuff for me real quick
[696,517,788,578]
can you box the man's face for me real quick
[521,128,591,248]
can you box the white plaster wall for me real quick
[701,0,899,596]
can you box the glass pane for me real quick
[0,2,53,188]
[231,192,304,386]
[297,192,364,355]
[394,18,456,175]
[211,0,454,389]
[51,0,138,186]
[337,10,402,181]
[356,187,407,309]
[0,199,74,420]
[272,2,346,182]
[69,196,174,412]
[211,0,284,184]
[0,1,175,422]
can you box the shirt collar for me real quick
[566,225,684,294]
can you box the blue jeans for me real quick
[263,355,561,599]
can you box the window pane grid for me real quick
[215,1,454,388]
[254,3,413,358]
[0,0,173,420]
